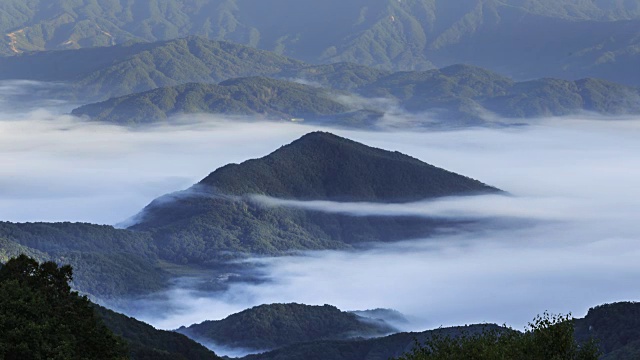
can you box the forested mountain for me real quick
[360,65,640,121]
[130,131,498,263]
[0,36,304,100]
[196,131,497,200]
[73,64,640,126]
[240,302,640,360]
[241,324,506,360]
[575,302,640,360]
[96,305,223,360]
[0,222,167,299]
[71,77,353,125]
[178,303,396,351]
[2,0,640,85]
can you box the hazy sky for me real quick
[2,100,640,356]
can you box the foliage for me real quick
[178,303,396,350]
[131,132,496,263]
[72,77,351,125]
[241,324,503,360]
[0,36,304,100]
[574,302,640,359]
[0,255,128,359]
[198,131,498,199]
[360,64,640,122]
[95,305,222,360]
[0,222,168,299]
[72,62,640,126]
[393,312,600,360]
[1,1,640,85]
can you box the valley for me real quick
[1,1,640,359]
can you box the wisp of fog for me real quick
[2,99,640,356]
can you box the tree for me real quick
[0,255,128,359]
[394,312,600,360]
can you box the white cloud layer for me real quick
[2,94,640,357]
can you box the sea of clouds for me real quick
[2,87,640,356]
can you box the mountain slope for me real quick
[2,1,640,85]
[0,36,304,100]
[130,132,499,263]
[241,324,506,360]
[360,64,640,120]
[574,302,640,359]
[197,131,497,200]
[178,303,396,351]
[0,255,129,359]
[0,222,166,300]
[96,305,223,360]
[242,301,640,360]
[71,77,352,125]
[73,64,640,127]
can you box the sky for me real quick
[2,93,640,356]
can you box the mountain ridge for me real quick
[177,303,397,351]
[71,63,640,126]
[130,131,499,263]
[3,1,640,85]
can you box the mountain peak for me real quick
[199,132,499,202]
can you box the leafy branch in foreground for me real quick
[0,254,128,359]
[394,312,600,360]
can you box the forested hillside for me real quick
[130,132,498,263]
[71,77,352,125]
[178,303,396,351]
[2,0,640,84]
[73,64,640,126]
[0,222,167,299]
[0,36,304,100]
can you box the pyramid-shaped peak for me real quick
[198,132,500,202]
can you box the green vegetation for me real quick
[574,302,640,359]
[0,255,128,359]
[179,303,396,350]
[71,63,640,126]
[131,132,498,263]
[96,305,222,360]
[394,313,599,360]
[0,254,222,360]
[361,64,640,122]
[198,131,498,200]
[242,313,603,360]
[2,1,640,85]
[0,36,304,100]
[71,77,351,125]
[241,324,505,360]
[0,222,167,299]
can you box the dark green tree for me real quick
[0,254,128,360]
[394,312,600,360]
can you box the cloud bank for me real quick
[3,94,640,357]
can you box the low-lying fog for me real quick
[2,96,640,356]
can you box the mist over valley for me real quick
[2,2,640,359]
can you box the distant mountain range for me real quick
[70,77,356,125]
[2,0,640,86]
[1,34,639,125]
[0,37,303,100]
[72,64,640,126]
